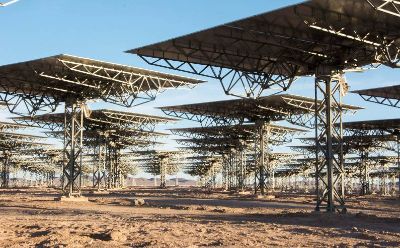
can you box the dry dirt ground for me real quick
[0,187,399,247]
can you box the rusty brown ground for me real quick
[0,187,399,247]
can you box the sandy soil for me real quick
[0,187,399,247]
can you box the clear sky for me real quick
[1,0,400,180]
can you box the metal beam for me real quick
[367,0,400,18]
[62,101,84,197]
[314,72,346,213]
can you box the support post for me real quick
[160,157,166,188]
[113,148,121,188]
[397,135,400,195]
[222,156,228,190]
[63,101,84,197]
[314,71,346,212]
[254,121,270,195]
[228,153,233,190]
[211,164,216,189]
[93,133,106,190]
[106,143,113,189]
[360,151,370,195]
[1,151,10,188]
[106,142,120,189]
[93,134,106,190]
[238,150,245,191]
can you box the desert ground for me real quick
[0,187,399,247]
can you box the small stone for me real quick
[213,208,226,213]
[107,230,127,241]
[131,198,145,206]
[196,228,206,233]
[196,205,208,211]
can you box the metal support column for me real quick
[175,174,179,186]
[360,151,370,195]
[106,142,120,189]
[93,134,106,190]
[254,121,270,195]
[227,153,233,190]
[113,148,121,188]
[1,151,10,188]
[63,101,84,197]
[160,158,166,188]
[315,72,346,212]
[106,143,113,189]
[238,150,246,191]
[222,156,228,190]
[211,163,216,188]
[397,135,400,195]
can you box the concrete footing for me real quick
[255,194,275,199]
[131,198,145,206]
[89,190,110,195]
[237,191,251,195]
[54,196,89,202]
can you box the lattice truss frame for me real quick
[47,129,165,149]
[172,123,302,193]
[300,4,400,68]
[13,108,170,194]
[367,0,400,18]
[62,103,84,196]
[172,124,303,152]
[287,158,315,179]
[216,152,249,190]
[126,0,400,211]
[129,0,400,99]
[163,95,313,195]
[314,73,346,213]
[339,118,400,194]
[346,155,398,193]
[253,141,297,194]
[184,156,223,188]
[138,56,297,99]
[82,135,162,189]
[73,151,121,189]
[309,75,396,212]
[299,132,398,196]
[0,54,203,116]
[11,154,63,188]
[162,94,359,129]
[181,142,247,190]
[15,109,170,148]
[133,150,184,188]
[353,85,400,108]
[91,141,106,190]
[0,129,54,188]
[251,124,299,194]
[13,108,176,133]
[300,134,398,154]
[132,15,304,99]
[164,95,309,195]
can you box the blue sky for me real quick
[1,0,400,179]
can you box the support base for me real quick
[255,194,275,199]
[237,191,251,195]
[89,190,110,195]
[54,196,89,202]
